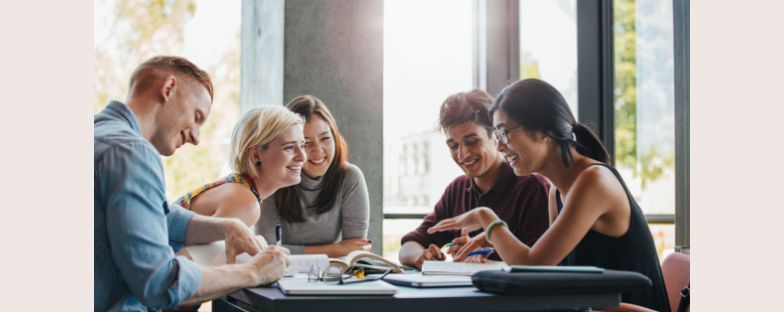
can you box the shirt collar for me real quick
[465,161,515,195]
[101,100,143,136]
[300,172,324,191]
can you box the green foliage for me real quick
[613,0,671,188]
[95,0,241,202]
[520,51,542,79]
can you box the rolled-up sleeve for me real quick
[167,203,196,252]
[98,143,202,308]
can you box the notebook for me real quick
[421,260,509,276]
[277,277,398,295]
[383,273,473,288]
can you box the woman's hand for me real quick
[452,232,490,262]
[332,238,372,257]
[427,207,498,235]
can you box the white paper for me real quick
[181,236,329,275]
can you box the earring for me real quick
[256,161,262,166]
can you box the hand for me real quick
[333,238,372,257]
[414,244,446,270]
[445,234,470,257]
[247,245,290,285]
[427,207,496,235]
[222,218,263,264]
[452,232,490,262]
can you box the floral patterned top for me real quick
[174,173,260,210]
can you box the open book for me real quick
[421,260,509,276]
[329,250,404,273]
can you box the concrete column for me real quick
[242,0,384,255]
[240,0,284,112]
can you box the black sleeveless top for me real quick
[556,163,670,312]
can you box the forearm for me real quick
[398,241,425,267]
[186,214,235,245]
[303,243,341,257]
[478,209,534,265]
[181,264,256,306]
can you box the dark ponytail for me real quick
[571,123,610,164]
[490,78,611,167]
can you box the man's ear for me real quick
[160,75,177,103]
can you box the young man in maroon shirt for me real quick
[398,90,551,270]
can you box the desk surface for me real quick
[214,283,620,312]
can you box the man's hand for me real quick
[415,244,446,270]
[246,246,290,285]
[222,218,263,264]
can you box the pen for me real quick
[467,248,494,257]
[341,269,393,285]
[275,222,282,247]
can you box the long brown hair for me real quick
[274,95,349,222]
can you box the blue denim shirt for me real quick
[94,101,202,311]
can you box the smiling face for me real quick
[445,121,499,178]
[492,109,548,176]
[302,115,336,178]
[257,124,307,189]
[151,77,212,156]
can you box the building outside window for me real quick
[382,0,473,259]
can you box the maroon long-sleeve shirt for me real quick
[401,162,550,260]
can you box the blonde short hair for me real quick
[230,106,304,177]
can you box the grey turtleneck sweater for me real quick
[255,163,370,254]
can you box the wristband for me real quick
[485,220,508,243]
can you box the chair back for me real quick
[662,252,690,312]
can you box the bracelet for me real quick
[485,220,508,243]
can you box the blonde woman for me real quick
[174,106,307,228]
[256,95,371,257]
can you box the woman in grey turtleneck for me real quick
[256,95,370,257]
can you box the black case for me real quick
[472,269,651,295]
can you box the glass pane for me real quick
[519,0,579,116]
[382,219,427,259]
[383,0,473,255]
[613,0,675,215]
[383,0,472,215]
[649,223,675,262]
[94,0,241,200]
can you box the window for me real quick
[519,0,579,115]
[613,0,677,256]
[382,0,473,259]
[94,0,241,201]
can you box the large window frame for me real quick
[382,0,690,251]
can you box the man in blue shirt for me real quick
[95,56,290,311]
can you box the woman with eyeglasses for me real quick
[255,95,371,258]
[428,79,670,311]
[174,106,307,229]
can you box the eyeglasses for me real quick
[492,125,523,145]
[307,264,392,285]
